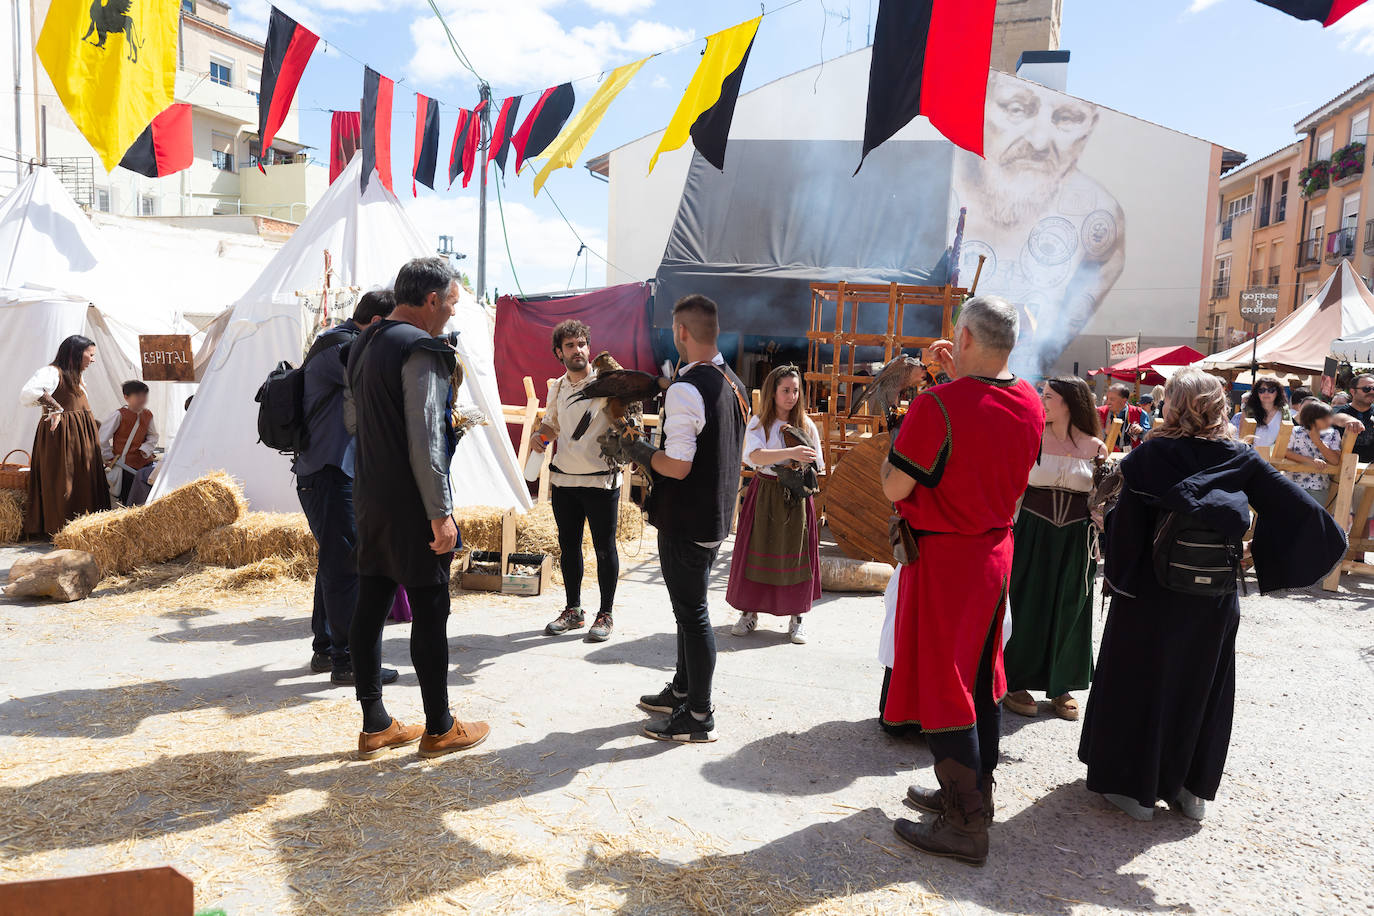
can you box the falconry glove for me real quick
[599,427,658,468]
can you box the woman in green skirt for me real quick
[1003,376,1105,721]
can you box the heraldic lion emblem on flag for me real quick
[82,0,143,62]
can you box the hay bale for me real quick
[222,555,313,587]
[53,471,246,576]
[197,511,317,569]
[0,488,26,544]
[453,505,506,553]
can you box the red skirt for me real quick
[883,528,1011,732]
[725,475,821,616]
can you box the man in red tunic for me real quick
[880,296,1044,866]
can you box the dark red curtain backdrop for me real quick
[494,283,656,450]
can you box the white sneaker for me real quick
[789,615,808,644]
[731,612,758,637]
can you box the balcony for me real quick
[1220,218,1234,241]
[1211,276,1231,299]
[1327,227,1357,263]
[1366,218,1374,254]
[1331,142,1366,186]
[1274,196,1287,223]
[1299,237,1322,270]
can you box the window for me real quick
[1353,109,1369,146]
[1213,256,1231,298]
[95,188,110,212]
[1226,194,1254,221]
[1310,206,1326,240]
[140,195,156,216]
[180,0,194,12]
[1318,128,1335,161]
[247,139,272,169]
[1343,192,1361,228]
[211,131,234,171]
[247,68,261,104]
[209,59,232,88]
[1276,175,1289,222]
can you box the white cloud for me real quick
[650,74,671,90]
[1185,0,1225,13]
[1332,6,1374,54]
[407,0,692,90]
[584,0,654,14]
[405,193,615,295]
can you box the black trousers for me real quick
[550,484,620,615]
[659,531,720,714]
[297,466,357,669]
[350,575,452,734]
[925,615,1002,788]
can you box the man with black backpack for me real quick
[295,289,399,685]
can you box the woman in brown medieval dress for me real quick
[22,335,110,536]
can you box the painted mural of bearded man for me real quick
[953,69,1126,378]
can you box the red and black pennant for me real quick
[857,0,995,171]
[361,66,394,193]
[1255,0,1368,24]
[486,95,522,177]
[448,108,472,189]
[413,93,441,194]
[462,100,486,188]
[257,7,319,173]
[512,83,574,175]
[119,103,193,178]
[330,110,360,184]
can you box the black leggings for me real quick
[925,614,1002,788]
[349,575,453,735]
[550,485,620,614]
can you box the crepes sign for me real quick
[1240,288,1280,325]
[139,334,194,382]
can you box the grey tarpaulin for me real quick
[654,139,954,338]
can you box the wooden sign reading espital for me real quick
[139,335,195,382]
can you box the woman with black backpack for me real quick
[1078,368,1346,822]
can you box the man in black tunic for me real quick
[345,257,490,760]
[605,295,748,742]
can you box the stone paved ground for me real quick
[0,535,1371,915]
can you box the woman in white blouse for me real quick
[725,366,825,644]
[1229,375,1289,448]
[20,335,110,535]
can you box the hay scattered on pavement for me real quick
[53,472,246,576]
[0,487,25,544]
[197,512,316,570]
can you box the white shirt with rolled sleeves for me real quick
[98,409,159,463]
[661,352,730,548]
[743,415,825,477]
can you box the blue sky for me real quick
[223,0,1374,296]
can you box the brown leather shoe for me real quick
[357,718,424,760]
[418,718,491,759]
[893,760,989,867]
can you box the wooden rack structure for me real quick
[804,282,961,470]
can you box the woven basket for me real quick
[0,450,30,490]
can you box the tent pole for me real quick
[476,83,491,301]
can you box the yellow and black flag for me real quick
[37,0,178,171]
[648,16,760,175]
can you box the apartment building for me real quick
[1290,75,1374,301]
[5,0,324,221]
[1202,142,1302,353]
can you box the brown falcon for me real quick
[775,423,821,503]
[847,354,925,426]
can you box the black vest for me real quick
[347,319,456,586]
[649,361,747,543]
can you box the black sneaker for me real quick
[644,704,716,743]
[332,667,400,686]
[545,607,585,635]
[586,611,613,642]
[310,651,332,673]
[638,682,687,714]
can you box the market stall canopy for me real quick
[654,139,953,337]
[1198,260,1374,374]
[152,155,530,512]
[1331,321,1374,364]
[1088,345,1204,387]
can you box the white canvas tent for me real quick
[1198,260,1374,374]
[0,167,193,459]
[152,156,530,512]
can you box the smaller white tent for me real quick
[153,155,530,512]
[0,168,192,458]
